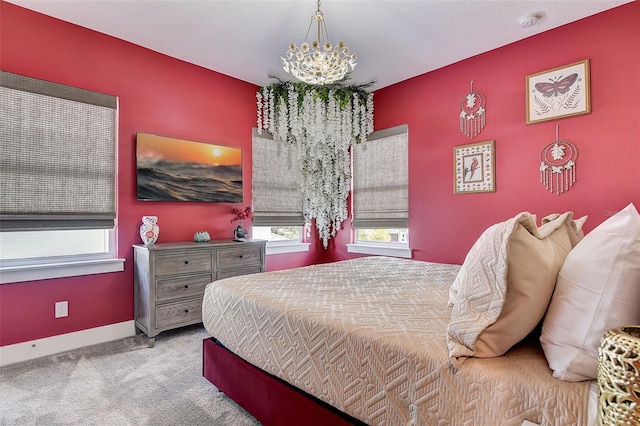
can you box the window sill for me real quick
[0,258,125,284]
[346,243,412,259]
[266,242,310,255]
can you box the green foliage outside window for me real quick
[357,229,392,242]
[272,227,300,240]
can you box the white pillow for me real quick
[540,203,640,381]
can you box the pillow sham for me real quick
[447,212,580,365]
[541,213,588,247]
[448,212,586,306]
[540,203,640,381]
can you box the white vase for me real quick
[140,216,159,244]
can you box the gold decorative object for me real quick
[597,326,640,425]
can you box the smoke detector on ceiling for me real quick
[518,13,544,28]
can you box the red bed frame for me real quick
[202,338,365,426]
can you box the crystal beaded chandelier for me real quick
[281,0,357,85]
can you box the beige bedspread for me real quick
[202,256,590,425]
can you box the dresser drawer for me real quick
[155,251,213,276]
[217,265,263,280]
[156,273,213,302]
[217,246,262,270]
[156,298,202,329]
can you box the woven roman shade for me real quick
[352,124,409,229]
[0,71,117,231]
[251,129,304,226]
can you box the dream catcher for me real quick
[539,125,578,195]
[459,81,487,139]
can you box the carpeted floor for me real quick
[0,324,261,426]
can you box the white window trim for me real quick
[346,243,412,259]
[0,257,125,284]
[266,241,310,255]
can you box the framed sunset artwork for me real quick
[136,133,243,202]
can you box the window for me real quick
[348,124,411,258]
[251,129,309,255]
[253,226,301,242]
[0,71,123,283]
[356,228,408,244]
[1,230,112,260]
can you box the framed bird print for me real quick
[454,140,495,194]
[526,59,591,124]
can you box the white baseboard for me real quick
[0,320,136,367]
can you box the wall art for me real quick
[539,125,578,195]
[459,81,487,138]
[136,133,243,203]
[453,140,495,194]
[526,59,590,124]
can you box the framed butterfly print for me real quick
[453,140,495,194]
[526,59,591,124]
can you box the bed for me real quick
[201,256,596,426]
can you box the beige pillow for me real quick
[447,212,579,365]
[540,203,640,381]
[541,213,588,247]
[448,212,586,306]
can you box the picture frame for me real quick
[136,133,243,203]
[526,59,591,124]
[453,140,495,194]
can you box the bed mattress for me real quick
[202,256,591,425]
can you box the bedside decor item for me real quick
[139,215,159,244]
[231,205,252,241]
[136,133,242,203]
[459,81,487,139]
[193,231,210,242]
[539,125,578,195]
[453,140,496,194]
[597,326,640,425]
[256,79,374,248]
[281,0,356,85]
[526,59,591,124]
[233,225,248,242]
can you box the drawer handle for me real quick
[238,254,245,259]
[184,260,189,265]
[184,309,189,314]
[184,285,189,289]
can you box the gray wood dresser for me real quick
[133,239,266,346]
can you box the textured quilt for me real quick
[202,256,590,425]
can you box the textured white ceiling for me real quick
[8,0,632,89]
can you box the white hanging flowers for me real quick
[256,78,374,248]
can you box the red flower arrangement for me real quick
[230,205,252,223]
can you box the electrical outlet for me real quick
[55,301,68,318]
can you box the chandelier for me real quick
[281,0,357,85]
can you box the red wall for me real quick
[1,2,639,347]
[0,2,316,347]
[324,2,640,265]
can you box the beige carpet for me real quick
[0,324,261,426]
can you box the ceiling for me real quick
[8,0,632,89]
